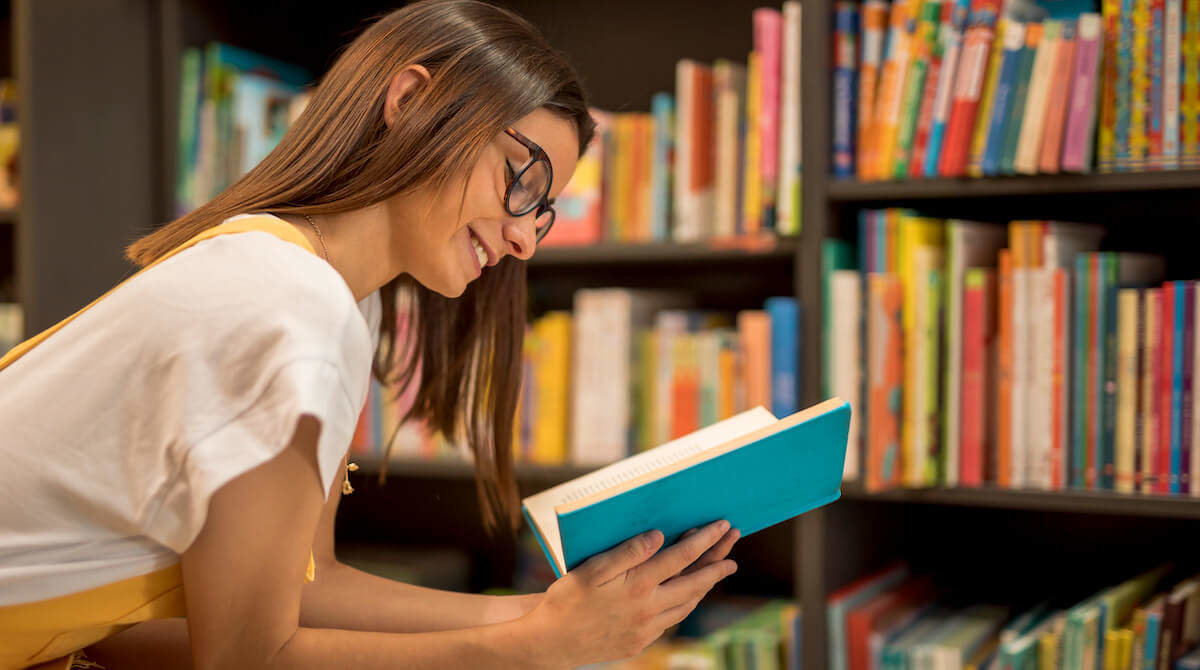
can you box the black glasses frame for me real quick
[503,127,556,242]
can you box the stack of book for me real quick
[0,303,21,356]
[835,0,1200,180]
[828,563,1200,670]
[826,211,1199,496]
[174,43,311,215]
[551,4,804,247]
[350,289,801,468]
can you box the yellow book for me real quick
[742,52,762,233]
[1115,290,1141,493]
[898,214,946,486]
[637,330,657,451]
[968,18,1009,177]
[532,312,572,464]
[718,333,737,420]
[873,0,920,179]
[1131,0,1151,170]
[1039,630,1060,670]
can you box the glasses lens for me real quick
[509,158,551,215]
[535,208,555,242]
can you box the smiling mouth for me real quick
[468,228,491,268]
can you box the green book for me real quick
[893,0,944,178]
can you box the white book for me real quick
[1015,20,1061,175]
[777,1,803,235]
[673,60,697,242]
[1027,267,1057,489]
[714,63,746,238]
[1011,260,1030,489]
[1166,0,1183,168]
[831,270,863,480]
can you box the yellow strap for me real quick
[0,215,320,669]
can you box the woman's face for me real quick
[387,107,580,298]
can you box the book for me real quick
[755,8,783,230]
[875,0,919,180]
[1016,20,1061,174]
[941,0,1004,177]
[832,271,864,480]
[650,93,674,241]
[860,0,890,181]
[714,61,747,239]
[834,1,858,179]
[779,1,803,235]
[868,273,906,492]
[523,399,851,577]
[545,109,608,247]
[981,22,1028,176]
[743,53,763,234]
[961,267,997,487]
[1039,19,1078,174]
[1062,14,1104,173]
[894,0,944,178]
[828,563,911,670]
[674,60,714,242]
[924,0,973,177]
[998,23,1042,175]
[766,297,801,418]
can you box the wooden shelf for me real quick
[826,169,1200,202]
[0,208,15,224]
[355,457,592,485]
[528,235,798,267]
[839,482,1200,520]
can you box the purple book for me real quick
[1062,14,1103,172]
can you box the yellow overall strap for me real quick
[0,215,318,669]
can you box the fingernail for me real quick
[727,561,738,575]
[730,528,741,541]
[718,520,731,533]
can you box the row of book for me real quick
[824,211,1200,496]
[553,4,804,246]
[828,562,1200,670]
[590,599,801,670]
[0,79,18,210]
[350,289,802,467]
[834,0,1200,181]
[0,303,21,357]
[174,43,311,216]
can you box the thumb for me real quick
[574,530,664,585]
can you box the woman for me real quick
[0,2,740,668]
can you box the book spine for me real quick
[982,23,1027,176]
[1017,21,1060,175]
[1101,255,1121,490]
[832,272,864,480]
[1130,0,1152,171]
[895,0,943,179]
[1172,281,1186,493]
[1116,289,1141,493]
[834,2,859,180]
[875,0,916,180]
[1100,0,1123,171]
[1143,288,1163,492]
[766,297,800,418]
[925,0,972,177]
[1159,281,1175,493]
[779,1,803,235]
[961,268,990,486]
[1116,0,1136,170]
[868,274,905,492]
[1164,0,1182,169]
[743,53,763,234]
[940,0,1002,177]
[859,0,889,181]
[1054,268,1071,488]
[1149,0,1167,169]
[969,17,1012,176]
[1030,265,1057,489]
[925,266,945,485]
[1183,0,1200,167]
[1073,254,1092,488]
[1063,15,1104,172]
[673,61,694,241]
[755,8,783,230]
[998,249,1014,487]
[1001,25,1042,175]
[1181,282,1194,493]
[910,0,950,179]
[1193,283,1200,495]
[714,66,741,239]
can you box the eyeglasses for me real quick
[503,127,555,243]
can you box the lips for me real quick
[468,227,497,267]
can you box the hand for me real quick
[521,520,739,669]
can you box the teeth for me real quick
[471,235,487,267]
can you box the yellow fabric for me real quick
[0,216,320,669]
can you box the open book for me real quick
[522,397,850,577]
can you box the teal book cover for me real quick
[523,399,850,577]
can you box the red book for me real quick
[1086,254,1102,488]
[847,578,936,670]
[1050,268,1069,489]
[1039,22,1078,173]
[961,268,996,486]
[996,250,1013,487]
[1159,282,1175,494]
[939,0,1003,177]
[909,1,951,179]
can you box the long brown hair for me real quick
[127,0,594,533]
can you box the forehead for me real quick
[507,107,580,198]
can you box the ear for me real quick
[383,64,432,128]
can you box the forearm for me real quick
[300,561,543,633]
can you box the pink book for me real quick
[1061,13,1102,172]
[754,8,783,229]
[961,268,996,487]
[1160,282,1175,494]
[1039,21,1078,173]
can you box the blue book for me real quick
[999,28,1038,175]
[833,2,859,179]
[1099,254,1117,489]
[1073,254,1091,488]
[522,400,850,577]
[650,92,675,241]
[768,297,802,418]
[982,22,1027,176]
[1173,281,1187,493]
[924,0,973,177]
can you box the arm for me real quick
[299,460,541,633]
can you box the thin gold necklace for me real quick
[303,214,331,262]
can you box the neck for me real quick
[280,204,404,301]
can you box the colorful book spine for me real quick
[1040,20,1078,174]
[1053,268,1071,488]
[1099,0,1122,172]
[754,8,783,230]
[1149,0,1167,169]
[1073,254,1091,488]
[911,0,952,179]
[1181,282,1194,493]
[1165,0,1183,169]
[1171,282,1187,493]
[742,53,763,234]
[1062,15,1104,172]
[925,0,972,176]
[895,0,944,179]
[1159,282,1175,493]
[940,0,1003,177]
[673,60,714,242]
[868,274,905,492]
[1183,0,1200,167]
[961,268,995,486]
[1101,255,1121,490]
[834,2,859,179]
[969,16,1011,176]
[999,24,1042,175]
[1115,0,1136,170]
[1142,288,1163,492]
[1192,282,1200,496]
[875,0,917,180]
[651,94,675,241]
[1116,289,1141,493]
[1016,20,1060,175]
[1130,0,1152,171]
[766,297,800,419]
[982,23,1027,176]
[859,0,890,181]
[778,1,803,235]
[998,249,1014,487]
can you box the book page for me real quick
[522,406,777,575]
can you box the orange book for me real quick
[996,250,1013,487]
[867,274,905,492]
[1050,267,1069,489]
[738,310,772,413]
[718,342,737,419]
[670,335,700,439]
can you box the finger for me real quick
[682,528,739,577]
[655,559,737,610]
[636,520,729,586]
[575,529,664,585]
[654,595,704,631]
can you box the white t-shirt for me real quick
[0,214,381,606]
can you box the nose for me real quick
[501,211,540,261]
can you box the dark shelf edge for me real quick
[528,236,799,267]
[840,482,1200,519]
[826,169,1200,202]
